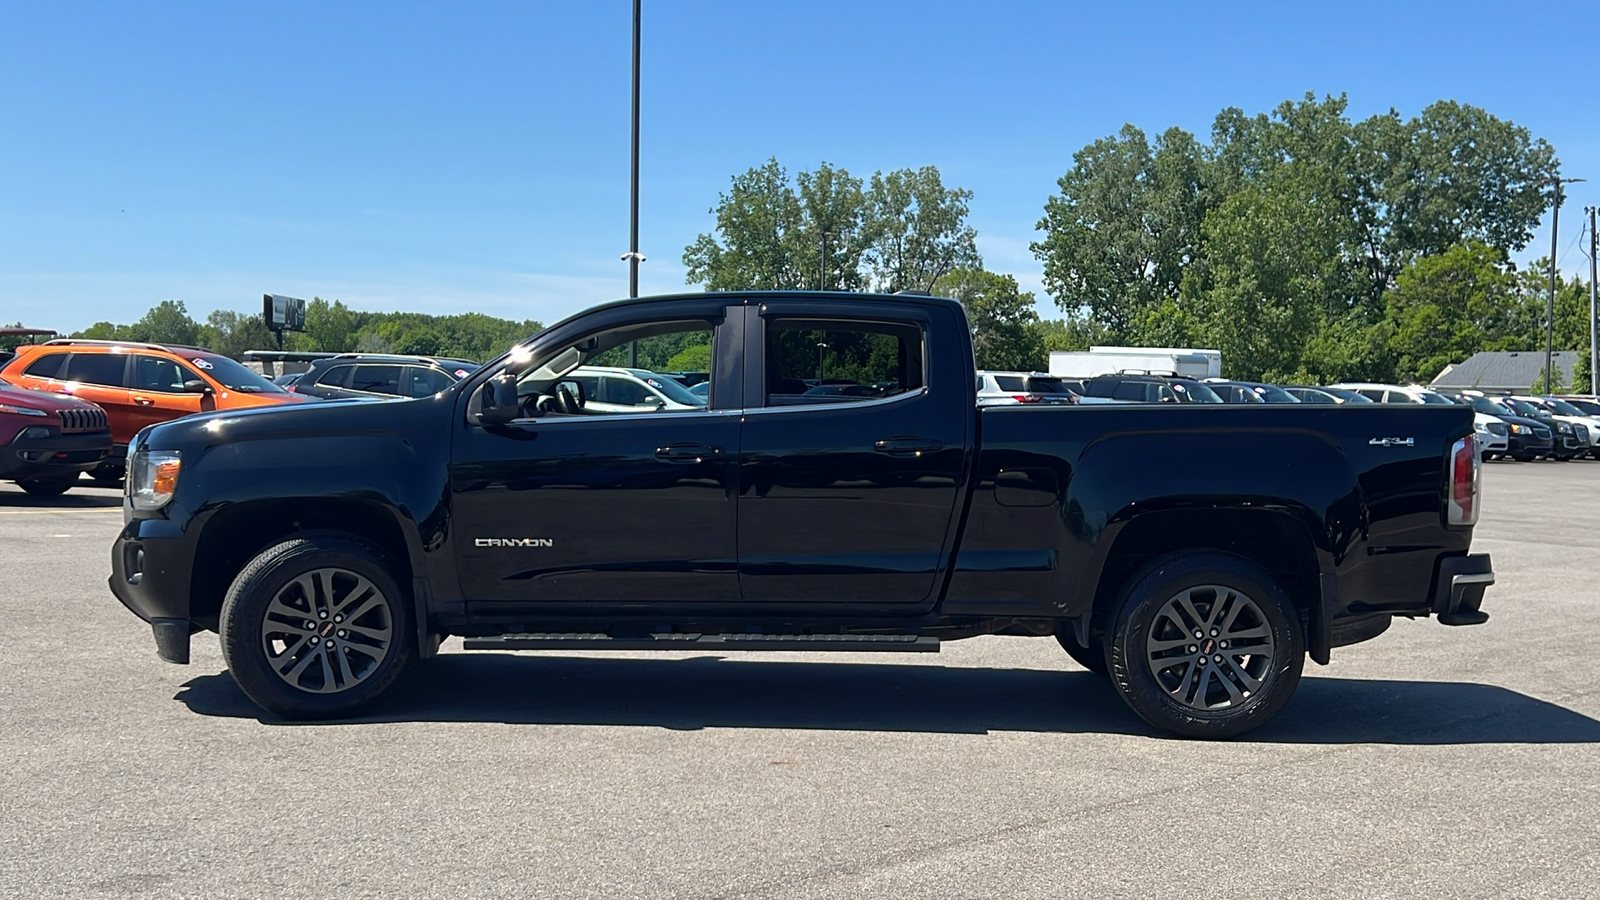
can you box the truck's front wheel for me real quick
[1106,553,1303,739]
[220,536,414,719]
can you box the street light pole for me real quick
[816,342,828,381]
[1547,177,1586,393]
[624,0,643,366]
[1589,205,1598,395]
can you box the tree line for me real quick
[689,93,1593,388]
[59,299,542,364]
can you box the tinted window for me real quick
[994,375,1025,392]
[22,353,68,379]
[1026,377,1073,394]
[602,376,653,406]
[408,367,454,397]
[63,354,127,387]
[315,365,353,388]
[350,365,403,395]
[134,355,198,392]
[1111,381,1147,401]
[764,318,923,405]
[1385,391,1421,404]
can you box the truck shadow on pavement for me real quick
[0,489,123,509]
[174,653,1600,744]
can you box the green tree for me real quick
[1380,243,1522,384]
[200,309,277,359]
[124,300,201,345]
[684,158,812,290]
[933,268,1043,370]
[863,166,981,292]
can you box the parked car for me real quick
[109,289,1492,738]
[0,382,112,495]
[688,381,711,400]
[293,354,481,402]
[1204,380,1301,403]
[1306,386,1375,404]
[1518,396,1600,460]
[271,372,304,388]
[560,366,708,413]
[976,371,1079,406]
[1280,386,1345,404]
[1081,371,1223,403]
[1498,396,1585,460]
[1447,392,1549,461]
[0,339,304,482]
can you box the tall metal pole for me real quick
[819,230,829,290]
[625,0,642,367]
[1547,177,1587,392]
[1589,205,1598,395]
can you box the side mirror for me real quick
[182,380,212,395]
[477,375,521,425]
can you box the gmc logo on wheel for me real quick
[475,538,554,548]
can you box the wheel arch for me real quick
[189,498,416,631]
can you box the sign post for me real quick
[262,294,308,350]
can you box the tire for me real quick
[1513,453,1535,462]
[16,474,78,496]
[1106,553,1304,739]
[220,535,414,719]
[1055,630,1108,676]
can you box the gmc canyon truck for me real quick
[109,292,1493,737]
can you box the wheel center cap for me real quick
[318,621,335,638]
[1201,638,1216,655]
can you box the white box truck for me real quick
[1048,346,1222,380]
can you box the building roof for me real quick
[1430,351,1582,392]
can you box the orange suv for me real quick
[0,339,306,481]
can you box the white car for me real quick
[1329,382,1509,458]
[976,371,1078,406]
[562,366,707,414]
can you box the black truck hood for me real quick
[134,394,449,454]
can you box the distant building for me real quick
[1430,351,1581,393]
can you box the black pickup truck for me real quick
[110,292,1493,737]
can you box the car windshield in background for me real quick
[1564,398,1600,416]
[1417,391,1455,405]
[1462,396,1507,417]
[1251,384,1299,403]
[1545,398,1586,416]
[1177,381,1223,402]
[184,355,287,393]
[1505,398,1544,417]
[1319,387,1373,403]
[638,372,706,407]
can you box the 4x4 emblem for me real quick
[1369,437,1415,448]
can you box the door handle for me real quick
[133,396,155,406]
[655,443,723,463]
[874,437,942,456]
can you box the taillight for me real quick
[1447,435,1479,526]
[1011,394,1043,404]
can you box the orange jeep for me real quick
[0,339,306,481]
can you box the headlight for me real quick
[1510,423,1527,434]
[130,450,181,511]
[0,404,49,417]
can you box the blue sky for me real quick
[3,0,1597,334]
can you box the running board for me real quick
[461,632,940,652]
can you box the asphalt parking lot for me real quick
[2,461,1597,900]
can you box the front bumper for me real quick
[0,429,111,480]
[1431,553,1493,626]
[109,514,196,664]
[1507,432,1553,456]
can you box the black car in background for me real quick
[293,354,481,401]
[1496,396,1582,460]
[1284,385,1374,404]
[1081,371,1223,403]
[1206,380,1301,403]
[1447,392,1553,461]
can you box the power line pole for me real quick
[622,0,644,366]
[1589,204,1598,395]
[1547,177,1585,393]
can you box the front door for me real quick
[127,354,207,434]
[449,304,742,607]
[736,302,969,605]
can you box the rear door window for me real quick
[763,318,924,405]
[994,375,1025,392]
[63,354,129,387]
[314,365,353,388]
[407,367,454,397]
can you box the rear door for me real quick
[736,299,970,605]
[59,354,137,444]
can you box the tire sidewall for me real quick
[220,537,414,719]
[1108,553,1304,739]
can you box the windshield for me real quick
[1251,384,1300,403]
[1462,395,1506,417]
[635,371,706,407]
[1545,398,1585,416]
[1321,387,1374,403]
[1175,381,1223,402]
[1565,398,1600,416]
[183,355,287,394]
[1506,398,1544,417]
[1416,390,1455,405]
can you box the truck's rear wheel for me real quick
[1055,630,1107,676]
[17,474,78,496]
[220,536,413,719]
[1106,553,1303,739]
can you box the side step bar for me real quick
[462,632,940,653]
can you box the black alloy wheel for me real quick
[1106,553,1304,738]
[220,535,414,719]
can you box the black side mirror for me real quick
[182,380,212,395]
[477,375,521,425]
